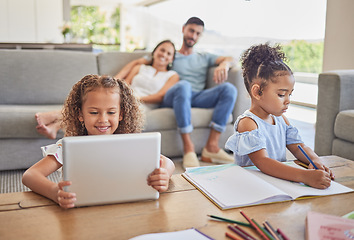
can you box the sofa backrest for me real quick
[97,51,149,77]
[0,50,98,105]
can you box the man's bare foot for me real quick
[35,111,62,126]
[36,121,61,139]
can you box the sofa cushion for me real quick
[334,110,354,143]
[0,50,98,105]
[144,107,233,132]
[0,105,64,139]
[97,51,149,77]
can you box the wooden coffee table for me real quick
[0,155,353,240]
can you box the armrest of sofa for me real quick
[315,70,354,156]
[206,67,251,123]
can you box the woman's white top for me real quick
[131,64,177,110]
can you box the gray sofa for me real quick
[0,49,250,171]
[315,70,354,160]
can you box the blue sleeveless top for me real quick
[225,110,303,166]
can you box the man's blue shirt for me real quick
[172,52,218,91]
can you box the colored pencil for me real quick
[240,211,269,240]
[297,145,318,169]
[277,228,290,240]
[252,219,273,240]
[207,214,252,227]
[233,224,257,240]
[295,161,309,169]
[263,221,281,240]
[228,225,253,240]
[226,232,243,240]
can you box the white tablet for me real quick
[62,132,160,207]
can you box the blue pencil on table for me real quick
[297,145,318,169]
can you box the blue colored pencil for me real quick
[297,145,318,169]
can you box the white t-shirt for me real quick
[41,139,63,164]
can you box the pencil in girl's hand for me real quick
[207,214,252,227]
[297,145,318,169]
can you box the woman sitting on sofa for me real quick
[35,40,179,139]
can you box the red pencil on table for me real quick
[240,211,270,240]
[228,225,255,240]
[231,224,257,240]
[277,228,290,240]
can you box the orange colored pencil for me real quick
[226,232,243,240]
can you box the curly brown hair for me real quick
[62,74,144,136]
[240,43,293,95]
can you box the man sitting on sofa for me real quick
[115,17,237,169]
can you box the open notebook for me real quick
[62,132,161,207]
[182,161,353,210]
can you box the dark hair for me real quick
[184,17,204,27]
[62,74,144,136]
[240,43,293,95]
[151,40,176,70]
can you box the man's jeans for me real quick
[160,80,237,134]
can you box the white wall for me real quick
[0,0,8,41]
[323,0,354,71]
[0,0,63,43]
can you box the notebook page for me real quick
[183,164,292,209]
[129,228,213,240]
[245,161,353,199]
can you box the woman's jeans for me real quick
[160,80,237,134]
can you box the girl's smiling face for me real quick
[79,87,122,135]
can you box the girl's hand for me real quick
[147,168,170,193]
[309,161,335,180]
[57,181,76,209]
[302,169,332,189]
